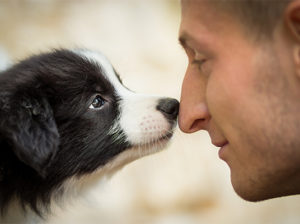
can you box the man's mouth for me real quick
[212,140,228,148]
[211,140,229,160]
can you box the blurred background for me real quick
[1,0,300,223]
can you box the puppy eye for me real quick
[89,95,106,109]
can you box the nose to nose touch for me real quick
[156,98,179,120]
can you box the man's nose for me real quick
[179,103,210,133]
[178,69,210,133]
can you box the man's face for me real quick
[179,0,300,201]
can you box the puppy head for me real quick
[0,49,178,183]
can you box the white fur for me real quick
[0,47,11,72]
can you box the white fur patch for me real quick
[0,47,11,72]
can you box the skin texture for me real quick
[178,0,300,201]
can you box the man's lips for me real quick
[212,140,228,148]
[211,140,229,160]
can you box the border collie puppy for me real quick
[0,49,179,223]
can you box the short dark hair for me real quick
[210,0,292,40]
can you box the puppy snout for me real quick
[156,98,179,120]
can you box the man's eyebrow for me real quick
[178,32,193,49]
[178,33,188,48]
[178,36,187,48]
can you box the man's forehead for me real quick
[181,0,213,12]
[179,0,242,44]
[179,12,213,51]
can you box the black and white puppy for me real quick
[0,49,179,222]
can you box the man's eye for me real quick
[89,95,106,109]
[192,59,207,72]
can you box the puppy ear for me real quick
[1,92,59,178]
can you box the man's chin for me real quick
[230,173,273,202]
[233,187,266,202]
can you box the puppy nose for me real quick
[156,98,179,120]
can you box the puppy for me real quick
[0,49,179,222]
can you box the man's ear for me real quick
[0,91,59,178]
[285,0,300,76]
[285,0,300,40]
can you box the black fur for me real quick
[0,49,131,215]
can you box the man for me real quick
[178,0,300,202]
